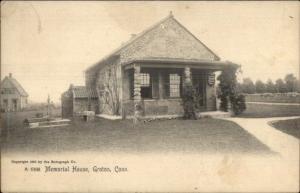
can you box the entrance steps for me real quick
[198,111,231,119]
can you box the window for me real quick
[2,99,8,111]
[140,73,152,98]
[141,73,150,87]
[168,74,181,98]
[163,73,181,98]
[1,88,14,94]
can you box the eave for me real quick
[122,58,237,71]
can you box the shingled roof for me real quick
[86,12,220,73]
[1,74,28,97]
[71,86,98,99]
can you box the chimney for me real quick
[130,34,137,39]
[9,73,12,78]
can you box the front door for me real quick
[192,72,206,108]
[12,99,18,111]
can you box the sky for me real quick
[1,1,299,103]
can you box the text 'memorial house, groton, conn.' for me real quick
[61,12,237,119]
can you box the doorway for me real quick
[12,99,18,111]
[192,72,206,108]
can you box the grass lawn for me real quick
[238,103,300,118]
[1,117,272,155]
[0,108,61,129]
[271,118,300,139]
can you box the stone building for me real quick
[73,13,236,118]
[61,85,98,118]
[0,73,29,112]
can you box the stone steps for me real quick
[198,111,231,119]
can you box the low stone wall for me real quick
[122,98,214,118]
[143,99,184,116]
[122,99,184,118]
[245,93,300,104]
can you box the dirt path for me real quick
[223,116,299,158]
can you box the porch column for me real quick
[133,64,142,121]
[184,67,191,84]
[133,64,141,100]
[158,71,164,99]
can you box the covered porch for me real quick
[121,58,228,118]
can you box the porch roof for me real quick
[123,57,238,70]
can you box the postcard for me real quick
[1,1,299,192]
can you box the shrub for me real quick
[181,82,198,120]
[230,94,246,115]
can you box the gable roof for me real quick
[86,13,220,73]
[1,75,29,97]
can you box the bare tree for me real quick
[97,64,121,115]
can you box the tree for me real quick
[181,82,198,119]
[265,79,276,93]
[275,78,287,93]
[236,82,243,93]
[284,74,297,92]
[241,78,256,94]
[297,80,300,93]
[255,80,266,93]
[97,64,121,115]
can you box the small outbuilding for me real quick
[61,85,98,118]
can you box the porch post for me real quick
[133,64,141,101]
[133,64,142,122]
[184,67,191,84]
[158,71,164,99]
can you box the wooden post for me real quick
[158,71,164,99]
[47,94,50,118]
